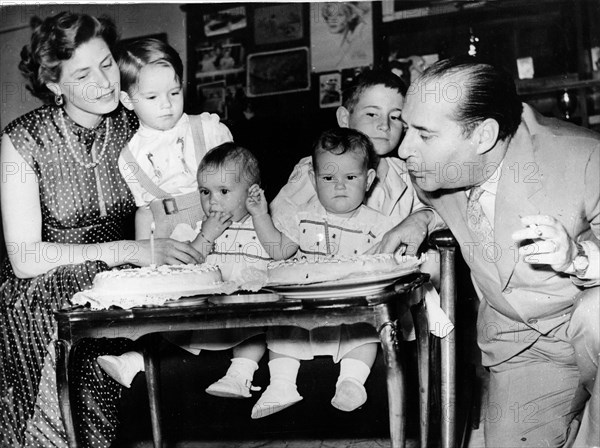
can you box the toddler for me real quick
[99,143,272,399]
[116,38,232,239]
[246,127,397,418]
[96,38,231,388]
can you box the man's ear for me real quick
[336,106,350,128]
[120,91,135,110]
[366,168,376,191]
[473,118,500,155]
[308,168,316,190]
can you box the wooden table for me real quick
[55,273,432,448]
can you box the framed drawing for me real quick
[203,6,247,37]
[246,47,311,97]
[253,3,304,46]
[197,81,227,118]
[310,2,373,72]
[319,72,342,108]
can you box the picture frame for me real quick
[253,3,304,46]
[310,2,373,72]
[197,80,227,119]
[246,47,311,97]
[319,72,342,108]
[203,6,247,37]
[195,42,245,81]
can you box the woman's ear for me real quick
[366,168,376,191]
[473,118,500,155]
[336,106,350,128]
[119,91,135,110]
[46,82,61,97]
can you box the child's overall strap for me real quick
[121,144,200,215]
[188,114,207,162]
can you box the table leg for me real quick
[379,320,406,448]
[439,246,457,448]
[411,294,430,448]
[55,339,78,448]
[144,334,163,448]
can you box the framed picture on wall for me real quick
[203,6,247,37]
[246,47,311,97]
[197,81,227,118]
[195,42,245,80]
[253,3,304,46]
[310,2,373,72]
[319,72,342,108]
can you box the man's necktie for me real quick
[466,186,494,246]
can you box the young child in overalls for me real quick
[116,38,232,240]
[97,38,232,387]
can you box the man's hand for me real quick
[366,210,431,255]
[246,184,268,217]
[511,214,576,272]
[201,211,233,243]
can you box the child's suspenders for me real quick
[121,115,207,217]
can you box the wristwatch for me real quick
[572,242,590,277]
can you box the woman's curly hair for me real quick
[19,12,118,103]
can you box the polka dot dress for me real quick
[0,105,138,447]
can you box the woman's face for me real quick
[48,37,120,127]
[323,4,351,34]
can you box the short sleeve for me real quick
[199,112,233,149]
[170,220,201,242]
[272,207,301,244]
[270,156,316,223]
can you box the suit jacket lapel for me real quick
[494,121,544,289]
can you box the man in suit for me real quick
[394,57,599,446]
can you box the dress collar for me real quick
[137,113,189,138]
[56,106,108,145]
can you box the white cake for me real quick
[267,254,414,286]
[91,264,223,296]
[73,264,226,309]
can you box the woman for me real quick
[0,12,201,447]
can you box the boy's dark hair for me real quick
[342,69,408,112]
[312,128,375,172]
[420,56,523,141]
[198,142,261,186]
[116,38,183,94]
[19,12,118,103]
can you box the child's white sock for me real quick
[227,357,259,382]
[251,357,303,419]
[97,351,145,388]
[269,357,300,385]
[336,357,370,386]
[205,357,260,398]
[331,358,370,412]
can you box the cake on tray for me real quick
[267,254,421,286]
[72,264,232,310]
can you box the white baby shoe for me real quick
[331,377,367,412]
[97,351,144,388]
[251,380,303,419]
[205,373,260,399]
